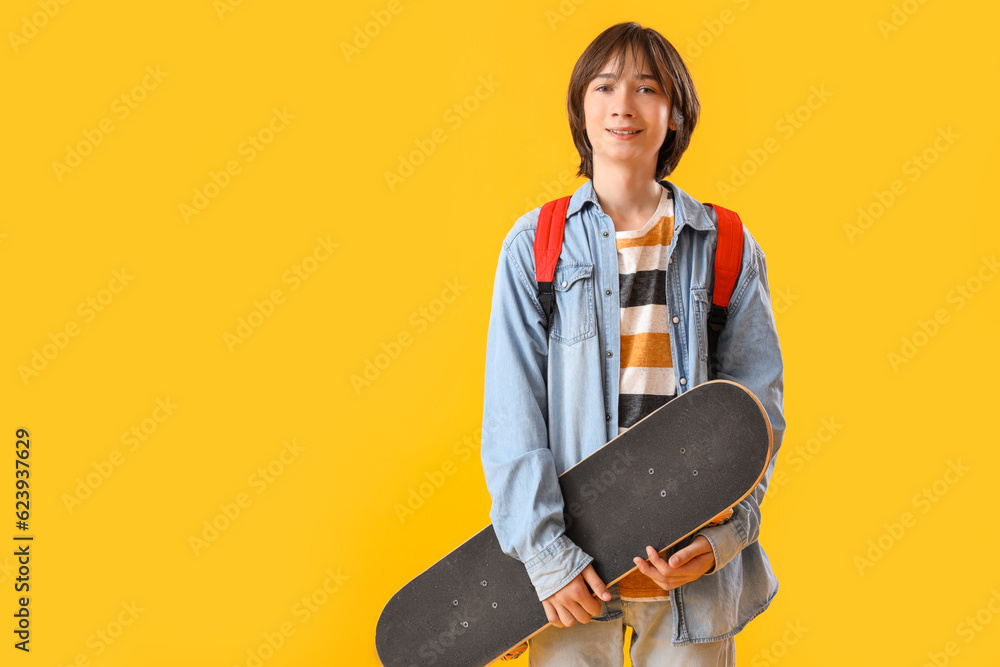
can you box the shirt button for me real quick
[606,413,612,421]
[672,316,679,324]
[603,231,610,237]
[679,377,687,386]
[605,289,612,296]
[606,351,613,358]
[561,280,568,287]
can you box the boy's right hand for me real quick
[541,563,611,628]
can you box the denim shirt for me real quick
[480,178,786,645]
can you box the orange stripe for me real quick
[620,332,672,368]
[615,216,674,250]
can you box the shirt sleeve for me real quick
[480,232,595,602]
[695,230,786,575]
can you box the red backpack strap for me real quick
[534,196,571,331]
[707,203,744,309]
[703,202,744,378]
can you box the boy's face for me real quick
[582,50,675,177]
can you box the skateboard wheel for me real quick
[492,602,498,608]
[462,621,468,628]
[500,642,528,661]
[649,468,654,474]
[680,447,686,453]
[453,600,458,606]
[660,490,666,497]
[482,580,488,586]
[693,469,699,476]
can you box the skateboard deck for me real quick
[375,379,772,666]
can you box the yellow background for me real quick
[3,0,998,665]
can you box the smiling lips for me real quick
[607,127,642,138]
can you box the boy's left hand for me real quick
[632,536,716,591]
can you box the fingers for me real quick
[567,598,594,625]
[542,597,580,628]
[543,571,607,628]
[662,552,715,584]
[541,599,563,628]
[582,564,612,602]
[632,556,663,585]
[646,546,669,568]
[635,545,671,575]
[549,597,586,627]
[674,551,715,579]
[632,548,669,591]
[634,544,714,588]
[631,553,714,593]
[565,584,601,623]
[668,537,712,568]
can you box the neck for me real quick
[592,165,662,232]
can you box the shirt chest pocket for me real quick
[551,263,596,345]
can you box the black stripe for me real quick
[618,393,677,430]
[619,269,666,309]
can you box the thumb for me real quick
[582,564,612,601]
[668,546,692,568]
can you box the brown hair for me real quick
[566,22,700,181]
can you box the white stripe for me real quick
[619,366,675,396]
[620,304,669,336]
[617,243,669,274]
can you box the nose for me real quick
[611,91,635,118]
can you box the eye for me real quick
[596,84,611,92]
[639,86,657,93]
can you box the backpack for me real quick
[533,196,744,380]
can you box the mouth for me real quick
[607,128,642,137]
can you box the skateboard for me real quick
[375,379,772,666]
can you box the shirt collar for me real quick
[566,178,714,232]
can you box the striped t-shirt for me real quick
[616,186,677,437]
[614,186,678,601]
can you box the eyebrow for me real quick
[594,72,659,81]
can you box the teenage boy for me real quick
[481,22,785,665]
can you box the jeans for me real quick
[527,584,736,666]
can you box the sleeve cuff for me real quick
[524,534,594,601]
[696,519,747,575]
